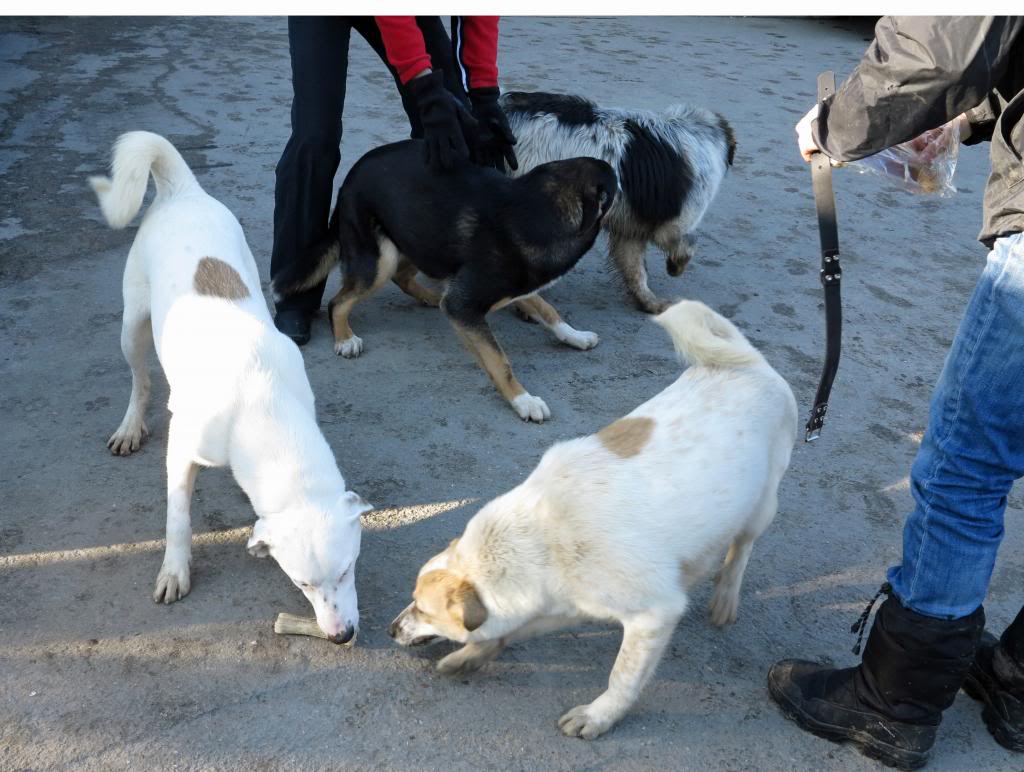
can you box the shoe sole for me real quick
[962,673,1024,753]
[768,674,929,770]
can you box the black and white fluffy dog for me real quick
[273,140,617,423]
[500,92,736,314]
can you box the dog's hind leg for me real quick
[108,254,152,456]
[609,232,671,315]
[709,491,777,626]
[654,223,696,278]
[559,607,682,739]
[442,285,550,422]
[327,238,400,358]
[153,416,199,604]
[513,295,599,351]
[392,256,442,308]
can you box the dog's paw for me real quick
[512,393,550,423]
[558,702,616,740]
[153,560,191,604]
[708,585,739,627]
[334,335,364,358]
[107,419,149,456]
[640,298,673,315]
[559,327,599,351]
[437,649,488,676]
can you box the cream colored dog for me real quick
[91,132,370,643]
[389,299,797,738]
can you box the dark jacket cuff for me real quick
[964,93,1001,145]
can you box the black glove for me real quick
[468,87,518,172]
[406,70,478,174]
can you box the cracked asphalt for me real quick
[1,15,1021,771]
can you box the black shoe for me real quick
[768,591,984,770]
[963,630,1024,752]
[768,661,935,770]
[274,308,312,346]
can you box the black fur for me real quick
[619,120,694,228]
[716,113,737,166]
[501,91,599,127]
[273,140,617,378]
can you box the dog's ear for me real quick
[578,184,608,234]
[342,490,373,518]
[246,519,273,558]
[448,579,488,632]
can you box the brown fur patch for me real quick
[193,257,249,300]
[598,416,655,458]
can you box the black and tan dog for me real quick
[273,140,617,422]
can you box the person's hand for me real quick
[795,104,821,162]
[468,88,518,172]
[406,70,479,174]
[904,113,971,164]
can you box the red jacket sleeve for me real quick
[374,16,432,85]
[452,16,500,90]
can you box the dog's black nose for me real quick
[330,625,355,645]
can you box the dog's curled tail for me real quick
[654,299,763,369]
[89,131,198,229]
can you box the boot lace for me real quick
[850,582,891,655]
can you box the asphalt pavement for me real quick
[1,15,1020,771]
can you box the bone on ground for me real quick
[273,613,328,639]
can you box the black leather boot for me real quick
[768,590,984,770]
[963,606,1024,752]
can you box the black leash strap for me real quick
[806,71,842,442]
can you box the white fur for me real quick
[391,299,797,738]
[511,393,551,423]
[91,131,370,639]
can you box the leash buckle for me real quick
[805,403,828,442]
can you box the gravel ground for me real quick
[1,15,1020,771]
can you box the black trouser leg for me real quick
[271,16,352,315]
[350,16,424,138]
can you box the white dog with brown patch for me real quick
[389,299,797,738]
[91,131,370,643]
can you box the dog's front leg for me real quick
[437,615,578,675]
[437,639,506,675]
[558,610,679,740]
[443,286,550,422]
[153,417,198,604]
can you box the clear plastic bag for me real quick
[840,118,961,197]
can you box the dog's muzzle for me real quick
[387,614,440,647]
[329,625,356,646]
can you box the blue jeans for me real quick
[888,232,1024,620]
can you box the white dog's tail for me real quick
[654,299,763,369]
[88,131,198,229]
